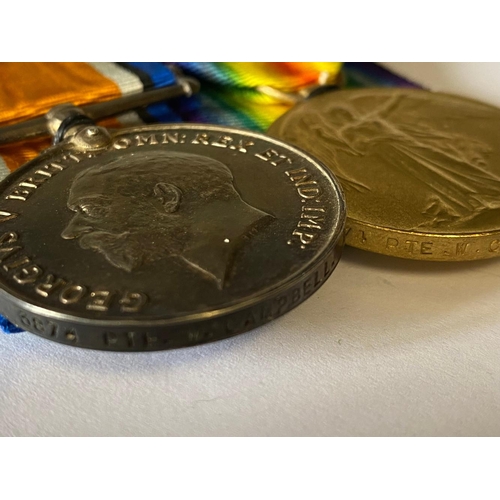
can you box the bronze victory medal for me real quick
[0,124,345,351]
[269,88,500,261]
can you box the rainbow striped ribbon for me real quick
[114,62,420,131]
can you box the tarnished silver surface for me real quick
[0,124,345,351]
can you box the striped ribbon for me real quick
[0,62,419,334]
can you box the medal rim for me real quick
[269,88,500,261]
[0,123,346,330]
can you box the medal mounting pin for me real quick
[0,74,200,146]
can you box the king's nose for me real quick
[61,216,93,240]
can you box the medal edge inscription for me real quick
[0,239,342,351]
[0,124,345,350]
[345,219,500,261]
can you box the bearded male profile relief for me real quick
[61,151,274,289]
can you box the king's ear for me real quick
[153,182,182,213]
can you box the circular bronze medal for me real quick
[0,124,345,351]
[269,88,500,261]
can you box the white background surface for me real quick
[1,63,500,437]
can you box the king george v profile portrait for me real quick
[61,150,274,289]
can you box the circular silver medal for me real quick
[0,124,345,351]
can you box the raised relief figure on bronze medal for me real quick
[61,151,273,288]
[270,88,500,261]
[293,92,500,229]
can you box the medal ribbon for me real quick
[0,62,418,334]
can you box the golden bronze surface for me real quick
[269,88,500,261]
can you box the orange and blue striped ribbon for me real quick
[0,62,176,173]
